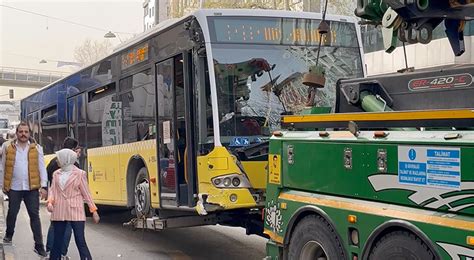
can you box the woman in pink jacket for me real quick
[47,149,100,260]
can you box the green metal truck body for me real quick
[264,130,474,259]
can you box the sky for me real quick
[0,0,143,73]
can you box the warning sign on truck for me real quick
[398,146,461,190]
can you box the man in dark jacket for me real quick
[45,137,80,259]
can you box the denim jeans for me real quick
[50,221,92,260]
[46,221,72,255]
[5,190,43,246]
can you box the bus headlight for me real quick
[211,174,251,189]
[232,177,240,187]
[223,177,231,187]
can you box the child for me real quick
[47,149,100,260]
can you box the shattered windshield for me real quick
[209,17,363,146]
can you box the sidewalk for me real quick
[0,194,3,260]
[0,194,13,260]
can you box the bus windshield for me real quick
[208,17,364,146]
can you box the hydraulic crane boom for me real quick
[355,0,474,56]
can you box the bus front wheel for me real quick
[134,167,151,217]
[288,215,346,260]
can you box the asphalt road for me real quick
[4,202,267,260]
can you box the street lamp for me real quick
[104,31,115,38]
[104,31,123,43]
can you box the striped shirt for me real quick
[48,166,97,221]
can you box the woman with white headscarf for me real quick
[47,149,99,260]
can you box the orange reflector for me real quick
[273,131,283,137]
[348,215,357,224]
[467,236,474,246]
[150,177,157,184]
[280,202,287,209]
[319,131,329,137]
[374,131,388,138]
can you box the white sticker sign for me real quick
[398,146,461,190]
[163,121,171,144]
[102,101,123,146]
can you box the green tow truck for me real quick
[262,2,474,259]
[263,64,474,259]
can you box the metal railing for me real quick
[0,66,67,84]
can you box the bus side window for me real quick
[119,69,155,144]
[40,105,58,154]
[87,83,117,148]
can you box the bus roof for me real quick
[22,8,358,102]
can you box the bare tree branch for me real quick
[327,0,356,16]
[73,39,112,67]
[168,0,356,18]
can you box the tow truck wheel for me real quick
[369,231,434,260]
[134,167,151,217]
[288,215,345,260]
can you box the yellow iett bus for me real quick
[21,9,364,233]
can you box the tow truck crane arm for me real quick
[355,0,474,56]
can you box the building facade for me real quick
[143,0,159,31]
[143,0,172,30]
[361,22,474,75]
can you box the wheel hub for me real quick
[134,180,150,215]
[300,241,328,260]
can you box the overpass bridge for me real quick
[0,66,68,88]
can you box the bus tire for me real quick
[134,167,151,217]
[288,215,345,260]
[369,231,434,260]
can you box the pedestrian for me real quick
[0,121,48,257]
[45,137,80,259]
[0,135,6,167]
[0,135,6,147]
[47,148,100,260]
[2,129,17,202]
[6,129,16,140]
[0,135,6,201]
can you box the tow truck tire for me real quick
[134,167,151,217]
[288,215,345,260]
[369,231,435,260]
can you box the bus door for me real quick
[26,111,40,142]
[67,93,87,168]
[156,52,197,207]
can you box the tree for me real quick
[73,39,112,67]
[169,0,307,18]
[326,0,356,16]
[168,0,356,19]
[203,1,270,9]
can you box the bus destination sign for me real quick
[208,17,358,48]
[121,42,149,70]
